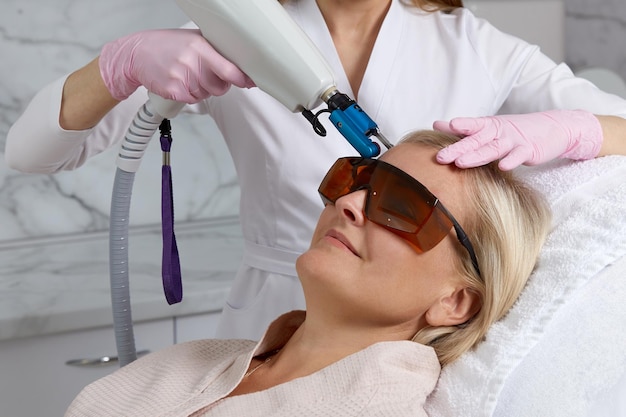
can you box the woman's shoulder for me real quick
[291,341,439,417]
[364,340,441,376]
[128,338,256,369]
[402,4,528,48]
[161,337,255,356]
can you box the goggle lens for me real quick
[318,157,480,275]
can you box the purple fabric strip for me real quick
[160,131,182,304]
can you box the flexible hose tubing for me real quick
[109,168,137,366]
[109,98,170,367]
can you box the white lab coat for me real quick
[7,0,626,340]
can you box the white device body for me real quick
[175,0,337,112]
[124,0,340,170]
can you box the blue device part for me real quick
[329,104,381,158]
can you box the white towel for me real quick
[493,255,626,416]
[425,156,626,417]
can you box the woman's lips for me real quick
[325,229,359,257]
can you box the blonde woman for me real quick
[64,131,551,416]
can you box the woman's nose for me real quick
[334,190,368,225]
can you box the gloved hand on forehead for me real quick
[99,28,255,102]
[433,110,603,171]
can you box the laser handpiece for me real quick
[149,0,395,158]
[302,88,394,157]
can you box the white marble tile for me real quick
[564,0,626,80]
[0,0,240,242]
[0,217,243,340]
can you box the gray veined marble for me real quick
[566,0,626,78]
[0,0,241,243]
[0,217,243,340]
[2,0,626,340]
[0,0,246,340]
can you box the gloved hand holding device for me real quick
[99,28,255,103]
[433,110,603,170]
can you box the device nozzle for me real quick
[374,130,394,150]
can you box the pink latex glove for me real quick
[433,110,603,170]
[99,29,254,102]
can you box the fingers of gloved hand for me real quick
[433,118,487,137]
[445,136,517,168]
[189,35,255,92]
[145,29,252,102]
[435,110,603,169]
[435,117,501,163]
[496,145,536,171]
[446,117,491,136]
[435,135,483,165]
[435,123,501,165]
[432,120,457,135]
[99,35,143,101]
[100,29,253,103]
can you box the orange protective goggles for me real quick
[318,157,480,276]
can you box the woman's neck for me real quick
[316,0,391,23]
[228,311,417,396]
[271,313,416,381]
[315,0,392,97]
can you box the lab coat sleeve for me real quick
[5,75,144,173]
[459,9,626,118]
[502,51,626,117]
[5,74,209,174]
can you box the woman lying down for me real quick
[65,130,551,417]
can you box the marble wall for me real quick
[566,0,626,78]
[1,0,240,242]
[1,0,625,242]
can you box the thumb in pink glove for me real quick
[433,110,603,170]
[99,28,255,102]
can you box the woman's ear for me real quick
[425,287,481,327]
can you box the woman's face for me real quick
[297,142,472,336]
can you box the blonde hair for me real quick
[403,130,551,366]
[402,0,463,12]
[280,0,464,13]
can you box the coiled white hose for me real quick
[109,96,183,367]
